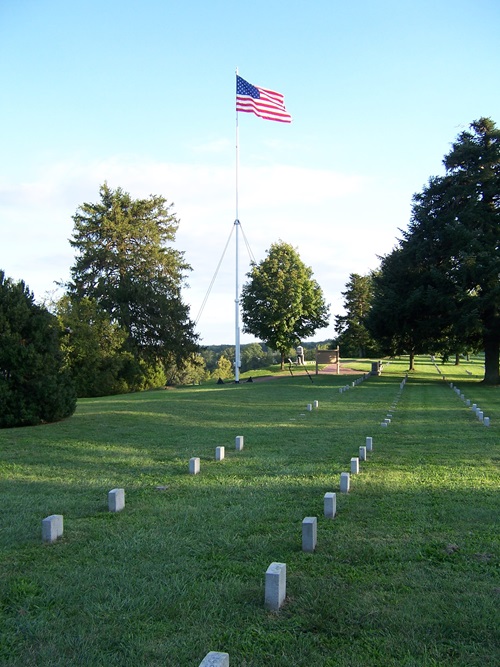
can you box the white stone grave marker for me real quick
[189,458,200,475]
[324,492,336,518]
[108,488,125,512]
[215,446,225,461]
[235,436,244,451]
[340,472,350,493]
[42,514,63,543]
[199,652,230,667]
[351,457,359,474]
[302,517,317,552]
[265,562,286,610]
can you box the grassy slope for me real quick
[0,357,498,666]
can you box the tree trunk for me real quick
[455,352,460,366]
[280,352,285,371]
[409,349,415,371]
[482,333,500,384]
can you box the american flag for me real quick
[236,75,292,123]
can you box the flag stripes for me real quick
[236,75,292,123]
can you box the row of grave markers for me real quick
[263,376,412,614]
[254,373,492,667]
[40,374,405,666]
[449,382,491,426]
[42,433,248,543]
[189,435,244,475]
[201,376,408,664]
[42,488,126,543]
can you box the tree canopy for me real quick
[240,241,329,368]
[67,184,199,390]
[56,295,132,397]
[369,118,500,382]
[334,273,380,358]
[0,271,76,427]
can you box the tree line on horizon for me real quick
[1,117,499,427]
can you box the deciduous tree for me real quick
[241,242,329,368]
[56,295,132,397]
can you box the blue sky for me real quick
[1,0,499,345]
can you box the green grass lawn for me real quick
[0,356,498,666]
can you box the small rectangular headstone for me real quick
[302,517,317,552]
[215,446,225,461]
[484,417,490,426]
[366,436,373,451]
[340,472,350,493]
[108,488,125,512]
[350,457,359,474]
[42,514,63,543]
[466,399,471,407]
[307,403,312,412]
[359,446,367,461]
[189,457,200,475]
[235,436,244,451]
[478,411,484,421]
[324,492,336,518]
[198,652,230,667]
[265,562,286,610]
[313,400,319,408]
[381,422,388,427]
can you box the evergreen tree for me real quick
[367,248,439,370]
[334,273,379,357]
[368,118,500,381]
[67,184,199,388]
[241,242,329,369]
[0,271,76,427]
[404,118,500,383]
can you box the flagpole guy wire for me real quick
[194,220,255,329]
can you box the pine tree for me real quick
[67,184,199,389]
[0,271,76,427]
[334,273,379,357]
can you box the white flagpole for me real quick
[234,68,241,383]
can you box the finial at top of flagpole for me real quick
[235,66,238,76]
